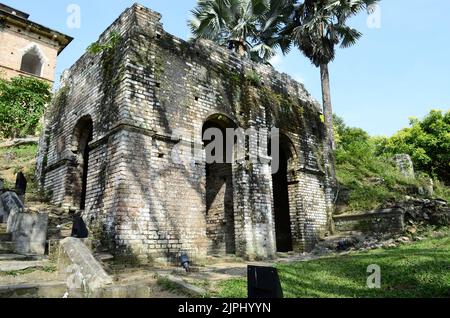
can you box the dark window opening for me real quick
[20,48,43,76]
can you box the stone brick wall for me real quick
[39,4,334,264]
[333,209,405,234]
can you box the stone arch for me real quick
[202,113,237,255]
[69,115,93,210]
[271,132,296,252]
[20,44,45,77]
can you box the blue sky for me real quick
[3,0,449,136]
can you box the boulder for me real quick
[10,212,48,255]
[0,191,25,229]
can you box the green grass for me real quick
[0,144,38,165]
[0,144,38,188]
[0,265,56,277]
[215,231,450,298]
[156,276,181,293]
[335,150,449,212]
[0,268,37,277]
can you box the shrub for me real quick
[0,76,51,138]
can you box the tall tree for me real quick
[282,0,378,151]
[188,0,293,62]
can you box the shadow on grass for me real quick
[278,236,450,298]
[215,235,450,298]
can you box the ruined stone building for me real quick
[0,3,72,83]
[37,4,334,264]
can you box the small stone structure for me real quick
[393,154,415,179]
[58,237,113,295]
[38,4,334,264]
[0,191,48,255]
[0,191,24,230]
[9,212,48,255]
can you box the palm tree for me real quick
[188,0,293,63]
[282,0,379,151]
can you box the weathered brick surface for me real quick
[0,27,58,82]
[333,209,405,234]
[38,4,334,264]
[0,5,71,83]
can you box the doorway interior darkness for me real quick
[203,114,236,255]
[272,144,293,252]
[72,116,93,211]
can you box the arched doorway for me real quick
[202,114,237,255]
[271,134,294,252]
[71,116,93,210]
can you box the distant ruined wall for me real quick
[38,4,334,264]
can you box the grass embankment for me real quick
[0,144,39,195]
[335,144,450,213]
[215,228,450,298]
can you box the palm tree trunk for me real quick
[320,63,335,151]
[320,63,337,235]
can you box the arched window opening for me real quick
[20,47,43,76]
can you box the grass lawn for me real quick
[215,230,450,298]
[0,144,38,189]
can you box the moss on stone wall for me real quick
[96,32,124,133]
[49,85,70,123]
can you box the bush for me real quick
[0,76,51,138]
[333,115,450,212]
[375,110,450,185]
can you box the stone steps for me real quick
[0,233,11,242]
[0,254,31,261]
[0,241,13,253]
[0,259,49,272]
[95,252,115,263]
[0,282,67,298]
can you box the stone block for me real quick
[10,212,48,255]
[58,237,113,296]
[333,209,405,234]
[0,191,24,229]
[393,154,415,179]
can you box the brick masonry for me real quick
[333,209,405,234]
[0,5,72,83]
[37,4,335,264]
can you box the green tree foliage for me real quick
[188,0,293,62]
[0,76,51,139]
[281,0,379,151]
[375,110,450,185]
[86,31,121,54]
[333,114,449,212]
